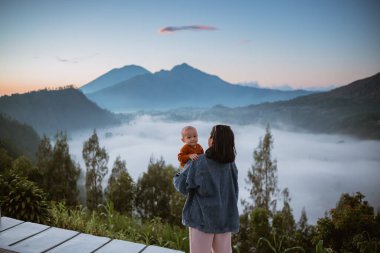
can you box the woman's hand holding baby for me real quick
[189,154,199,160]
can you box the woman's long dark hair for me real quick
[206,125,236,163]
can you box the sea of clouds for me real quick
[68,115,380,224]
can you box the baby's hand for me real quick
[189,154,199,160]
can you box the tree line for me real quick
[0,127,379,252]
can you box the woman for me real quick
[173,125,239,253]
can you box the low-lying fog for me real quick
[68,115,380,224]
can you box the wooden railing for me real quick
[0,216,184,253]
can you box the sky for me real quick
[1,0,380,95]
[68,116,380,224]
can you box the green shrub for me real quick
[47,202,189,252]
[0,173,49,223]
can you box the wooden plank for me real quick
[0,217,23,232]
[0,222,49,247]
[0,217,184,253]
[0,248,19,253]
[142,245,185,253]
[45,233,111,253]
[9,227,79,253]
[94,239,146,253]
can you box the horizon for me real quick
[1,0,380,95]
[1,62,378,97]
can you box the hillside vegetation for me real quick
[0,87,120,135]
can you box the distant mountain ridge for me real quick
[80,65,151,94]
[195,72,380,139]
[0,87,120,135]
[86,63,313,111]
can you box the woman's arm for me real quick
[173,160,201,195]
[173,164,190,195]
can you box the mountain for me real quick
[0,87,120,135]
[86,63,313,112]
[0,113,40,161]
[196,72,380,139]
[80,65,151,94]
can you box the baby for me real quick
[178,126,204,168]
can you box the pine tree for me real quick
[280,188,296,236]
[295,208,314,252]
[48,132,80,206]
[245,125,279,213]
[272,188,297,249]
[135,157,184,224]
[36,135,53,189]
[107,156,126,189]
[105,156,135,215]
[82,130,109,211]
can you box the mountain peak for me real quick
[80,65,150,94]
[171,63,198,72]
[117,64,146,70]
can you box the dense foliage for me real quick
[0,172,49,223]
[314,192,380,252]
[105,156,135,215]
[46,202,190,252]
[135,157,185,225]
[36,133,80,206]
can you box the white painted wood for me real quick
[0,217,23,232]
[46,233,110,253]
[95,239,146,253]
[9,227,78,253]
[0,218,185,253]
[0,222,48,247]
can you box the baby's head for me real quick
[181,126,198,147]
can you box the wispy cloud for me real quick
[56,53,99,64]
[159,25,217,34]
[56,56,79,64]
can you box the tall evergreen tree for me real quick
[82,130,109,211]
[245,125,279,213]
[135,157,184,224]
[46,132,80,206]
[277,188,296,236]
[271,188,297,250]
[295,208,314,252]
[36,135,53,176]
[105,156,135,215]
[36,135,53,189]
[107,156,126,189]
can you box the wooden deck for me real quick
[0,217,184,253]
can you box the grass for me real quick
[45,201,189,252]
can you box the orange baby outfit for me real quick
[178,144,204,168]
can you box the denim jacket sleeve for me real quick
[173,160,201,196]
[232,163,239,200]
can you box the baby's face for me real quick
[182,128,198,147]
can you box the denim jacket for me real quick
[173,154,239,233]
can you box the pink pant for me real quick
[189,227,232,253]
